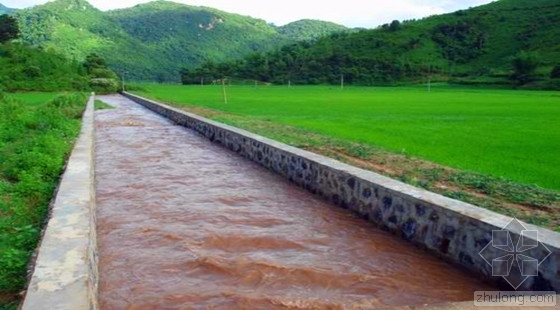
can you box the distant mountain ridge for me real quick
[185,0,560,87]
[12,0,349,81]
[0,3,14,14]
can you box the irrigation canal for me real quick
[94,94,492,309]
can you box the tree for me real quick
[510,51,539,85]
[180,67,195,85]
[0,14,19,43]
[550,64,560,79]
[82,53,118,94]
[389,20,401,31]
[83,53,108,74]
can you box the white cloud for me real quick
[2,0,495,28]
[3,0,39,8]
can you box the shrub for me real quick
[90,67,118,79]
[89,78,119,94]
[510,51,540,85]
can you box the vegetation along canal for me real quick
[95,95,492,308]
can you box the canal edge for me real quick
[21,94,99,310]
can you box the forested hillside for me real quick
[0,43,89,91]
[182,0,560,88]
[8,0,559,86]
[0,11,118,93]
[10,0,348,82]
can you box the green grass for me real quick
[7,93,58,107]
[132,83,560,231]
[94,99,114,110]
[0,92,86,307]
[134,84,560,191]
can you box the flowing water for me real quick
[95,94,492,309]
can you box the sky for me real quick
[2,0,495,28]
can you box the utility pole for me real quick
[428,75,431,92]
[341,74,344,89]
[121,70,125,92]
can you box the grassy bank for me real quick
[0,92,87,309]
[132,83,560,231]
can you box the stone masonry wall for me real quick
[123,92,560,293]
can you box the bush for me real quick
[82,53,119,94]
[89,78,119,94]
[510,51,540,85]
[90,67,118,79]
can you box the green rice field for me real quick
[134,84,560,191]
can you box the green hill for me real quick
[14,0,174,81]
[106,1,280,81]
[186,0,560,87]
[12,0,349,82]
[278,19,349,41]
[0,43,89,92]
[0,4,14,14]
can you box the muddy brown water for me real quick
[95,95,492,309]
